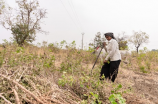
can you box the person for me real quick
[100,32,121,82]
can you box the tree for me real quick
[116,32,128,50]
[129,31,149,53]
[89,32,105,49]
[0,0,5,14]
[0,0,47,46]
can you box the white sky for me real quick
[1,0,158,50]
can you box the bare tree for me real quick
[0,0,47,46]
[129,31,149,53]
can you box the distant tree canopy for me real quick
[0,0,5,14]
[0,0,47,46]
[11,23,36,45]
[129,31,149,53]
[116,32,128,50]
[89,32,105,49]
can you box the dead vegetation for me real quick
[0,43,158,104]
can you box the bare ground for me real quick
[117,68,158,104]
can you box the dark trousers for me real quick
[100,60,121,82]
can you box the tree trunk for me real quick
[136,47,139,53]
[136,44,141,54]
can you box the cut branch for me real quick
[22,97,33,104]
[0,73,45,104]
[0,94,12,104]
[13,88,21,104]
[45,98,64,104]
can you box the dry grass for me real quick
[0,44,158,104]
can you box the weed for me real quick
[145,61,151,70]
[109,94,126,104]
[139,65,147,73]
[58,72,74,87]
[84,92,102,104]
[109,84,126,104]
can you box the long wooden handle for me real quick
[91,47,103,74]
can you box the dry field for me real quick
[0,44,158,104]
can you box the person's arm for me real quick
[104,46,107,52]
[105,41,117,61]
[103,42,107,52]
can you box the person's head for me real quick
[104,32,116,41]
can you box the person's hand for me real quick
[104,60,108,64]
[103,42,106,47]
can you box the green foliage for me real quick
[111,84,122,94]
[0,55,3,67]
[58,72,74,87]
[137,53,145,61]
[83,92,102,104]
[69,40,76,49]
[1,0,47,46]
[145,61,151,70]
[109,94,126,104]
[43,55,55,68]
[48,43,60,53]
[11,24,36,46]
[134,49,156,73]
[139,65,147,73]
[109,84,126,104]
[16,47,24,53]
[89,92,102,104]
[117,32,128,50]
[123,48,158,73]
[87,47,95,53]
[58,72,67,87]
[119,41,128,50]
[60,40,67,49]
[81,100,88,104]
[0,0,5,14]
[0,49,5,67]
[89,32,105,49]
[107,60,110,64]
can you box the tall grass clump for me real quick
[122,48,158,73]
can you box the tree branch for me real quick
[0,94,12,104]
[12,88,21,104]
[22,97,33,104]
[0,73,45,104]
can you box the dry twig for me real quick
[0,73,45,104]
[22,97,33,104]
[44,98,63,104]
[0,94,12,104]
[13,88,21,104]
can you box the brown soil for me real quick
[117,68,158,104]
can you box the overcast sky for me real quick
[1,0,158,50]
